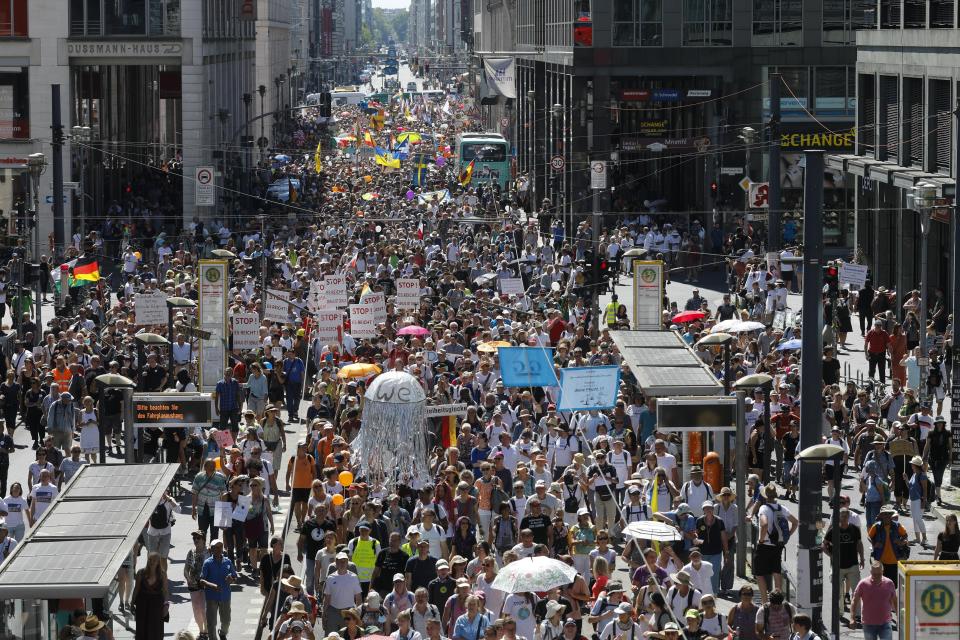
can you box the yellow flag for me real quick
[650,475,660,553]
[314,141,323,173]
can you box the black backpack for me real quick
[150,503,170,529]
[564,483,579,513]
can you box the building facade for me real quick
[478,0,865,247]
[828,1,960,310]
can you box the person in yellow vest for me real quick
[605,294,622,328]
[348,521,382,597]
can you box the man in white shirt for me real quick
[171,334,193,366]
[679,466,715,517]
[28,469,59,521]
[323,552,363,630]
[654,438,679,486]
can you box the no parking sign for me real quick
[195,166,215,206]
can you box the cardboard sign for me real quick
[264,289,290,323]
[840,261,869,289]
[349,303,379,338]
[889,439,918,458]
[323,274,349,308]
[135,290,168,326]
[363,291,388,323]
[232,312,261,350]
[499,277,525,296]
[396,278,420,310]
[314,311,343,345]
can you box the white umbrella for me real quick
[729,320,766,333]
[622,520,684,542]
[489,556,578,594]
[709,319,739,333]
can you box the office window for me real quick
[879,0,900,28]
[930,0,954,27]
[70,0,179,37]
[814,67,847,112]
[613,0,662,46]
[683,0,732,46]
[0,0,28,37]
[0,67,29,139]
[753,0,802,46]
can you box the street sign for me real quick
[133,394,212,429]
[738,176,752,192]
[749,181,770,208]
[195,166,215,206]
[175,322,213,340]
[720,167,741,175]
[550,155,565,172]
[590,160,607,189]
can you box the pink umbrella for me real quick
[397,325,430,337]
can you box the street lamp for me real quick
[696,332,734,393]
[734,373,774,482]
[911,181,937,406]
[257,85,267,161]
[798,443,845,640]
[740,127,757,228]
[94,373,136,463]
[166,297,197,376]
[27,153,46,324]
[133,332,171,382]
[211,249,237,259]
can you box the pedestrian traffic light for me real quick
[824,264,839,296]
[710,181,718,196]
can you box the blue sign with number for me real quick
[498,347,556,388]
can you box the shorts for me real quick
[782,461,796,486]
[145,532,172,558]
[781,270,793,282]
[50,430,74,450]
[100,414,122,436]
[753,543,783,576]
[292,488,310,504]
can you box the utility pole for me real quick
[951,100,960,487]
[51,85,65,257]
[259,214,268,321]
[798,149,826,633]
[768,73,782,251]
[913,182,937,407]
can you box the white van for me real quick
[331,91,367,107]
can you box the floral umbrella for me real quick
[490,557,578,594]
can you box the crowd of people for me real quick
[0,73,956,640]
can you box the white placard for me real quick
[349,303,379,338]
[214,500,233,528]
[322,274,349,308]
[308,280,325,313]
[766,252,780,276]
[314,310,343,345]
[499,277,525,296]
[232,493,252,520]
[195,166,216,206]
[396,278,420,310]
[265,289,290,323]
[134,290,168,326]
[632,261,664,331]
[232,312,261,350]
[557,366,622,411]
[424,403,470,418]
[839,261,868,288]
[363,291,388,323]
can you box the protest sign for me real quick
[396,278,420,310]
[424,403,470,418]
[499,277,525,296]
[350,303,378,338]
[557,366,621,411]
[314,310,343,344]
[232,312,261,350]
[840,261,868,288]
[135,290,167,326]
[363,291,388,323]
[264,289,290,323]
[498,347,556,387]
[323,274,349,308]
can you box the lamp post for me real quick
[241,93,252,207]
[94,373,135,463]
[740,126,757,233]
[133,333,171,385]
[911,181,937,406]
[734,373,774,482]
[27,153,46,324]
[798,443,845,640]
[257,84,267,162]
[166,297,197,378]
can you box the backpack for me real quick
[564,483,580,514]
[870,523,911,560]
[666,586,696,614]
[681,480,714,505]
[150,503,170,529]
[766,504,791,546]
[762,602,794,632]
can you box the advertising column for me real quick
[198,260,228,392]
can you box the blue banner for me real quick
[498,347,556,387]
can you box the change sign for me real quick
[134,394,212,429]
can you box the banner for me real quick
[349,303,378,338]
[134,290,168,326]
[557,366,621,411]
[198,260,228,392]
[499,277,524,296]
[314,310,343,345]
[232,312,261,350]
[498,347,556,387]
[424,403,470,418]
[133,394,212,429]
[482,57,517,99]
[265,289,290,323]
[363,291,388,323]
[322,274,349,308]
[396,278,420,310]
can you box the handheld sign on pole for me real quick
[557,366,621,411]
[264,289,290,323]
[498,347,556,387]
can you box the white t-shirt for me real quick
[502,593,538,640]
[29,483,59,517]
[656,453,677,478]
[681,561,715,596]
[1,496,27,527]
[417,523,445,558]
[324,570,362,609]
[0,535,17,563]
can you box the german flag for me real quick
[72,257,100,282]
[440,414,458,449]
[458,159,475,187]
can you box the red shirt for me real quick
[853,575,895,625]
[864,329,890,354]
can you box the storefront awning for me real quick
[611,330,723,397]
[0,464,178,599]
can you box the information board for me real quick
[133,394,212,429]
[198,260,228,392]
[632,260,664,331]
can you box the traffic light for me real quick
[596,255,610,293]
[824,263,839,296]
[710,181,718,198]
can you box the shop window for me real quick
[0,68,29,139]
[0,0,27,37]
[683,0,732,46]
[752,0,802,47]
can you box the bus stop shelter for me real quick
[610,330,723,397]
[0,463,178,640]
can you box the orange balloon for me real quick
[331,493,345,506]
[338,471,354,486]
[213,458,221,470]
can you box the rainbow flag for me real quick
[440,415,458,449]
